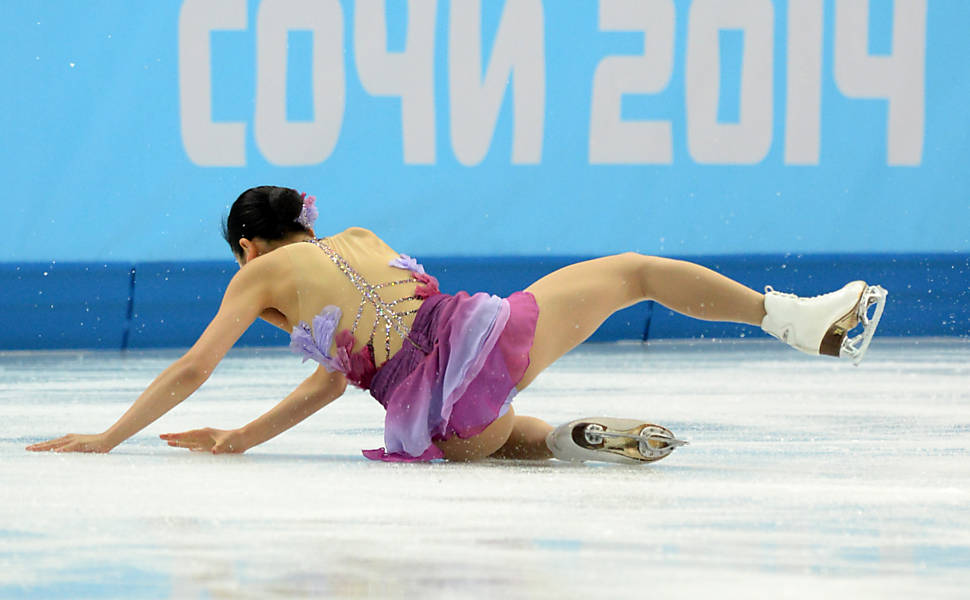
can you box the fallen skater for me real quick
[27,186,887,464]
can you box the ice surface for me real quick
[2,338,969,599]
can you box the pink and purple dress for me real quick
[288,239,539,462]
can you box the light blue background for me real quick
[1,0,968,263]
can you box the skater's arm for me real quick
[27,263,270,453]
[161,367,346,453]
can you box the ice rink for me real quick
[2,338,969,599]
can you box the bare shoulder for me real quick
[339,226,396,252]
[233,247,291,290]
[342,226,377,240]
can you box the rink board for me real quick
[0,253,967,350]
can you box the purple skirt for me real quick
[362,291,539,462]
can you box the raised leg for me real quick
[518,253,766,389]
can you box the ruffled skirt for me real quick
[363,291,539,462]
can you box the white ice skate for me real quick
[546,417,688,465]
[761,281,887,365]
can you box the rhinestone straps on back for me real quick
[309,238,422,361]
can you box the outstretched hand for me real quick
[160,428,246,454]
[26,433,116,453]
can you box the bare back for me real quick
[263,227,425,365]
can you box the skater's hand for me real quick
[160,427,246,454]
[26,433,116,453]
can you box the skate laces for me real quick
[764,286,798,299]
[764,286,836,301]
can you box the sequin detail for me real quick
[288,239,441,389]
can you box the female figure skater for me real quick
[27,186,886,464]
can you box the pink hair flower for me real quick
[296,192,318,229]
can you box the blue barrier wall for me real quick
[1,1,968,349]
[3,254,967,350]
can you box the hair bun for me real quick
[267,187,303,226]
[223,186,316,257]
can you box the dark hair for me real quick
[222,186,311,256]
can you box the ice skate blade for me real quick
[839,285,887,365]
[547,418,688,465]
[817,281,867,358]
[573,422,686,464]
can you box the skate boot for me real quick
[761,281,887,365]
[545,417,688,465]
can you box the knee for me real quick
[616,252,689,300]
[612,252,659,299]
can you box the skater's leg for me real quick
[518,253,765,389]
[637,256,766,325]
[490,415,554,460]
[435,411,555,462]
[434,408,516,461]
